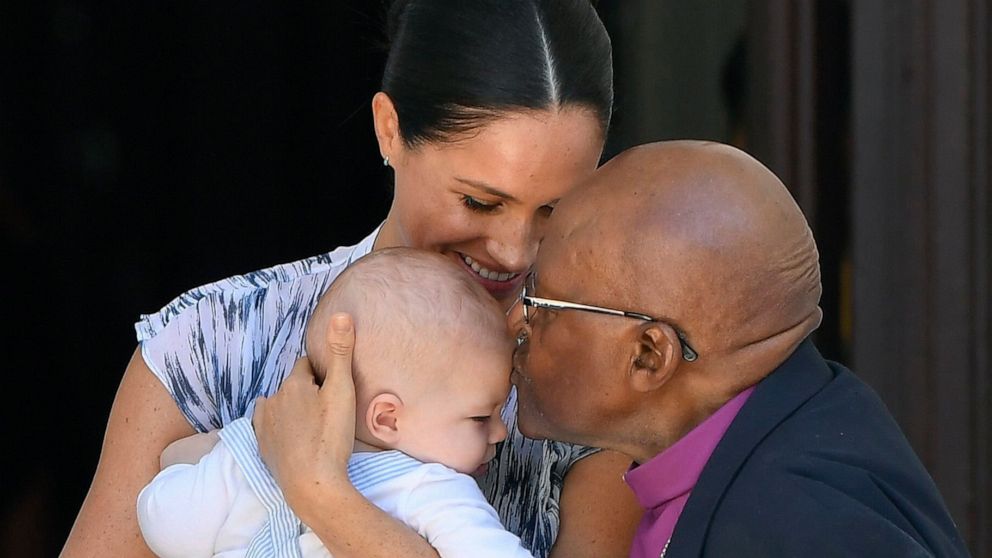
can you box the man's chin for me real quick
[514,386,569,441]
[515,409,551,441]
[517,424,549,441]
[517,411,590,446]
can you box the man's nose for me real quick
[505,294,525,332]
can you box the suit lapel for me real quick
[665,339,835,557]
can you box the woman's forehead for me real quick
[423,116,599,205]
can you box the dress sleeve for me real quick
[137,289,236,432]
[398,465,535,558]
[136,270,334,432]
[136,439,245,558]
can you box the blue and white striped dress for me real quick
[135,226,596,557]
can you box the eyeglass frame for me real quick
[517,273,699,362]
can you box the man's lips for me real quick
[510,366,529,387]
[511,342,530,381]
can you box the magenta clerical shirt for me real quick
[623,386,755,558]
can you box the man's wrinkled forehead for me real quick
[535,221,615,305]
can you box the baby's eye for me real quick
[471,416,491,423]
[462,195,500,213]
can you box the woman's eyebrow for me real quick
[455,177,519,202]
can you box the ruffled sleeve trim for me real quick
[135,226,381,432]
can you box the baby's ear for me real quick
[366,393,403,446]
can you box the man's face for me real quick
[508,228,637,446]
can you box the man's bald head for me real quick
[512,141,824,455]
[549,140,822,368]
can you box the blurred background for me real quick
[1,1,988,555]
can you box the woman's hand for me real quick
[252,313,357,522]
[253,313,439,557]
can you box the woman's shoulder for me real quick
[135,227,379,342]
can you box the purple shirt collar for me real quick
[623,386,755,557]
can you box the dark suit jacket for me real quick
[667,340,970,557]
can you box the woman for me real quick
[64,1,641,556]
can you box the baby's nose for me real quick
[491,417,509,444]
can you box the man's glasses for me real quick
[517,273,699,362]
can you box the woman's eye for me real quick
[471,416,491,423]
[462,195,500,213]
[538,204,556,217]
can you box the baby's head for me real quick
[306,248,513,474]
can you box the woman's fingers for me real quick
[317,312,357,451]
[320,313,355,402]
[284,356,320,386]
[251,358,319,450]
[325,312,355,357]
[250,313,359,514]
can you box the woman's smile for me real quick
[462,254,518,282]
[453,251,526,300]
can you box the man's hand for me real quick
[159,431,221,468]
[252,312,358,523]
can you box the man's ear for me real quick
[629,323,681,392]
[371,91,403,163]
[366,392,404,446]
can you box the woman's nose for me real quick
[486,215,537,272]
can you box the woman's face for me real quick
[374,97,605,308]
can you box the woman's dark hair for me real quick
[383,0,613,146]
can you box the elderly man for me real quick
[253,141,968,558]
[507,141,968,557]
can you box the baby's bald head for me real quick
[307,248,510,399]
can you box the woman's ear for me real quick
[371,91,403,162]
[629,323,680,393]
[365,392,404,446]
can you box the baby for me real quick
[137,248,531,557]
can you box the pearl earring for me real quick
[383,155,390,167]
